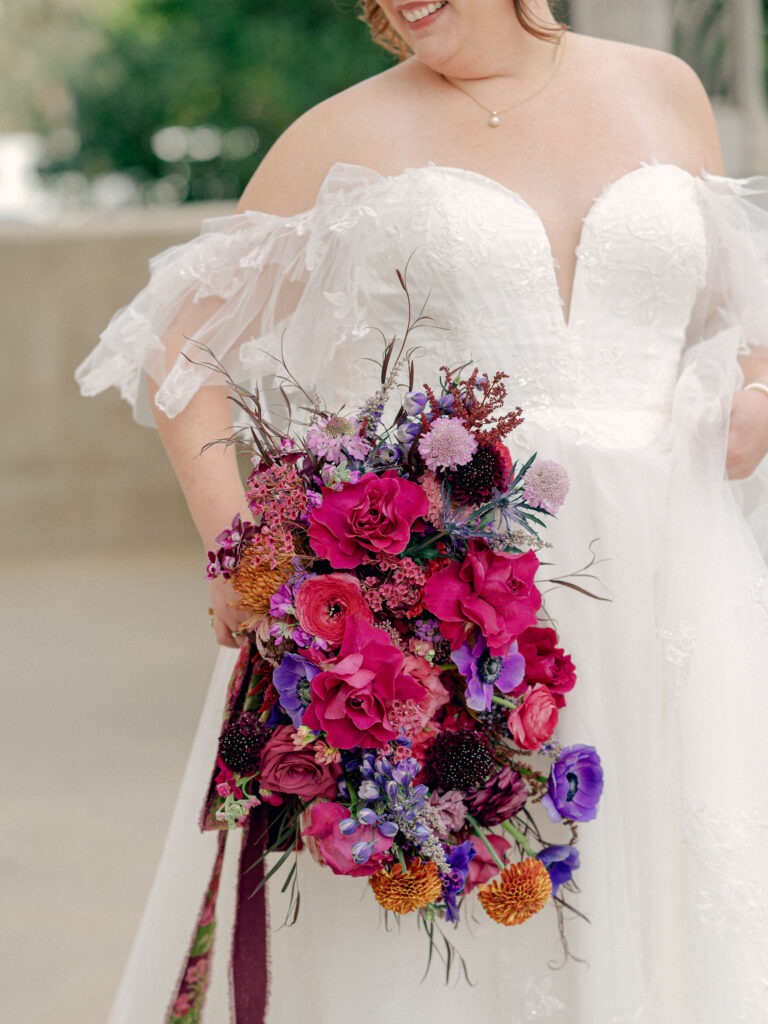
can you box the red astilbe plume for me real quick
[423,367,524,444]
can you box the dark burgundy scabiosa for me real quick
[465,765,529,826]
[425,729,494,792]
[218,713,269,776]
[443,440,513,504]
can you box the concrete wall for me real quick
[1,203,232,557]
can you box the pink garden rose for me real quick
[464,835,511,894]
[307,470,428,569]
[507,684,559,751]
[424,540,541,657]
[303,618,427,749]
[515,626,577,708]
[258,726,340,800]
[294,573,372,647]
[402,653,451,727]
[302,800,393,877]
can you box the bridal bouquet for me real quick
[201,283,603,947]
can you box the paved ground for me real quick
[1,548,219,1024]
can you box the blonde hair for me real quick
[358,1,567,60]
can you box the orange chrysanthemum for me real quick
[231,543,292,620]
[477,858,552,926]
[369,859,443,915]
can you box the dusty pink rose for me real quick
[303,617,426,749]
[258,726,340,799]
[294,573,372,647]
[308,470,428,569]
[424,539,541,656]
[465,835,512,894]
[507,684,559,751]
[515,626,577,708]
[402,653,450,727]
[302,800,393,877]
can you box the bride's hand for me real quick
[209,574,249,648]
[726,389,768,479]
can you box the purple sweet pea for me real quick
[537,845,580,896]
[272,653,321,728]
[442,840,476,923]
[452,636,526,712]
[542,745,604,823]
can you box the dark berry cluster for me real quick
[218,712,269,775]
[425,728,495,791]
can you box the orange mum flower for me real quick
[231,541,293,621]
[477,858,552,926]
[369,859,443,915]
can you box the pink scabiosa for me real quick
[522,459,570,514]
[418,418,478,473]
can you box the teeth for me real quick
[402,1,447,24]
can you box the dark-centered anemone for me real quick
[218,712,269,775]
[424,729,495,791]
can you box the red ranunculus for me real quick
[464,835,511,894]
[294,573,372,647]
[258,726,340,800]
[303,618,427,749]
[507,684,559,751]
[424,540,541,656]
[302,801,393,877]
[307,470,428,569]
[515,626,577,708]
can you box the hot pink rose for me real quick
[303,618,427,749]
[294,573,372,647]
[507,684,559,751]
[402,653,450,727]
[258,726,340,799]
[302,800,393,877]
[308,470,428,569]
[424,540,541,656]
[515,626,577,708]
[464,835,511,894]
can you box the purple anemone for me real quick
[453,636,525,712]
[537,845,580,896]
[542,744,604,823]
[272,653,321,728]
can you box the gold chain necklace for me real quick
[441,30,568,127]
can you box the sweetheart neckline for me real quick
[325,160,699,331]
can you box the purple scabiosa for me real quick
[218,713,269,776]
[418,418,478,473]
[465,766,528,827]
[452,636,526,712]
[536,845,580,896]
[272,652,320,728]
[542,745,604,823]
[522,459,570,514]
[443,440,513,504]
[424,729,494,792]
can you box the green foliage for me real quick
[48,0,391,201]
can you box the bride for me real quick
[77,1,768,1021]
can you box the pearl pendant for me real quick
[488,112,501,127]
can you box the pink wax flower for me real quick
[508,684,559,751]
[464,835,512,894]
[294,572,373,647]
[516,626,577,708]
[303,617,427,750]
[258,726,340,800]
[424,539,541,656]
[302,801,393,877]
[307,470,428,569]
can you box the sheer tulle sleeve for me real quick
[75,164,385,426]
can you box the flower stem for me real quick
[491,695,517,711]
[500,819,536,858]
[464,813,505,871]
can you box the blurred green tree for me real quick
[45,0,391,202]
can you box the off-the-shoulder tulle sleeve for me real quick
[75,164,385,426]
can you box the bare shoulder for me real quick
[236,63,415,217]
[576,35,724,174]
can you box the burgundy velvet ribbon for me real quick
[231,807,270,1023]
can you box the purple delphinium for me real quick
[442,840,476,923]
[542,745,604,823]
[272,653,320,728]
[452,636,526,712]
[536,845,580,896]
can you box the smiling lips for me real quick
[398,1,449,26]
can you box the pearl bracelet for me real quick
[745,381,768,400]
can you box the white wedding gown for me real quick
[77,162,768,1023]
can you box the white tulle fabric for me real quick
[77,162,768,1023]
